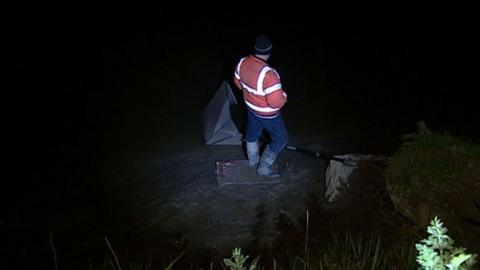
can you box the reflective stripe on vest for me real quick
[264,83,282,94]
[239,65,280,97]
[234,57,246,80]
[245,100,280,113]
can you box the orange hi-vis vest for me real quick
[234,55,287,118]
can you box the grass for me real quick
[385,121,480,225]
[81,231,418,269]
[273,232,417,270]
[387,124,479,197]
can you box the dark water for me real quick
[4,5,479,269]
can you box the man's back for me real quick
[234,55,287,118]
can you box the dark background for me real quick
[4,3,479,269]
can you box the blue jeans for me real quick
[245,110,289,155]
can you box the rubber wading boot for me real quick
[246,141,259,167]
[257,145,280,178]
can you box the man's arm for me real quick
[234,76,242,90]
[266,90,287,109]
[263,70,287,109]
[233,59,243,91]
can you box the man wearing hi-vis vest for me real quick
[233,34,289,178]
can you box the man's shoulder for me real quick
[236,55,252,66]
[265,66,280,80]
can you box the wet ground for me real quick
[5,113,401,269]
[130,144,325,259]
[96,132,400,268]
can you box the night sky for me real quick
[5,3,480,269]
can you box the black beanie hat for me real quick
[254,34,272,55]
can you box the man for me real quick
[233,34,289,178]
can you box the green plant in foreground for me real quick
[223,247,259,270]
[416,216,477,269]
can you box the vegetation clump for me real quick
[386,121,480,230]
